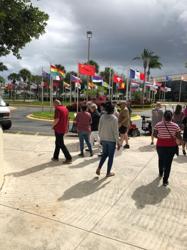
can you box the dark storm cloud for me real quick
[2,0,187,79]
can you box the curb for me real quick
[27,114,142,122]
[27,114,53,122]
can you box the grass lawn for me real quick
[7,100,70,106]
[31,111,138,121]
[31,111,76,121]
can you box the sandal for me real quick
[106,172,115,177]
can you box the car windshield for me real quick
[0,97,6,107]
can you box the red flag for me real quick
[78,63,95,76]
[53,80,60,87]
[140,73,145,80]
[113,74,123,83]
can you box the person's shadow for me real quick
[174,155,187,164]
[58,177,110,201]
[138,145,155,152]
[132,177,171,209]
[5,161,61,177]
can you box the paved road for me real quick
[6,104,174,136]
[7,106,53,136]
[7,106,147,136]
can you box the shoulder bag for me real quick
[164,122,182,146]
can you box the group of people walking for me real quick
[51,99,187,186]
[51,99,131,177]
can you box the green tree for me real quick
[100,67,114,83]
[133,49,162,104]
[133,48,162,81]
[31,75,42,99]
[55,64,66,72]
[0,0,49,68]
[19,68,32,100]
[147,57,162,81]
[0,62,8,71]
[0,76,5,83]
[8,73,20,84]
[88,60,99,73]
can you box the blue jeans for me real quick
[98,141,116,174]
[78,131,92,154]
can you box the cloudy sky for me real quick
[2,0,187,79]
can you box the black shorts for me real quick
[119,125,128,134]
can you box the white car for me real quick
[0,96,12,130]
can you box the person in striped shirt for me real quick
[153,110,182,186]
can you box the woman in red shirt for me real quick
[153,110,182,186]
[76,105,93,157]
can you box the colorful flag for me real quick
[113,74,123,83]
[166,75,172,81]
[78,63,96,76]
[70,75,82,83]
[92,75,103,83]
[102,82,109,89]
[131,81,139,88]
[51,74,61,81]
[129,69,145,80]
[63,82,70,89]
[88,82,97,89]
[75,82,81,89]
[42,70,50,79]
[50,65,58,73]
[40,82,49,89]
[50,65,65,79]
[155,82,162,87]
[58,69,65,78]
[53,80,60,87]
[118,82,125,90]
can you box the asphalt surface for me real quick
[6,106,54,136]
[5,106,153,136]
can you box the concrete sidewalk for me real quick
[0,133,187,250]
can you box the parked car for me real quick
[0,96,12,130]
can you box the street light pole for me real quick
[86,31,92,101]
[87,31,92,63]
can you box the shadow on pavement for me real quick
[173,156,187,164]
[58,177,110,201]
[5,161,61,177]
[70,155,99,169]
[138,145,156,152]
[132,177,171,209]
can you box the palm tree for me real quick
[8,73,20,100]
[0,62,8,72]
[8,73,20,84]
[88,60,99,73]
[134,49,162,103]
[147,56,162,81]
[19,68,32,101]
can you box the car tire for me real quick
[2,121,12,130]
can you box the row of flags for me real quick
[41,64,186,93]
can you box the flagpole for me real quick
[126,68,129,101]
[76,86,79,113]
[109,66,112,100]
[70,77,72,105]
[41,67,44,112]
[49,68,53,111]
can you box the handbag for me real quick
[164,122,182,146]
